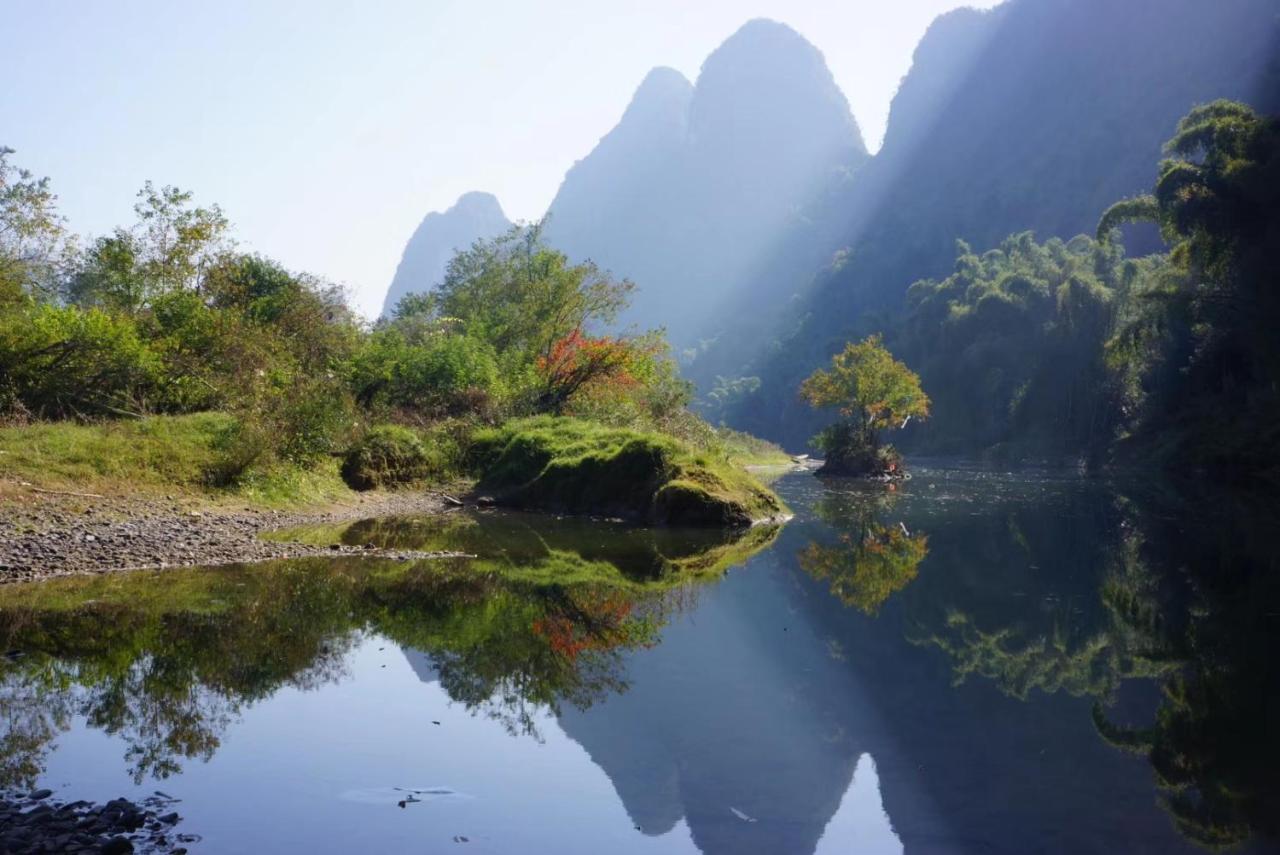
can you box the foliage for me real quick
[0,150,789,511]
[800,334,928,474]
[703,0,1279,452]
[66,182,229,312]
[350,320,503,418]
[0,147,75,305]
[701,375,761,424]
[1098,100,1280,475]
[340,425,435,490]
[416,221,633,364]
[535,328,639,414]
[900,232,1127,458]
[0,302,162,419]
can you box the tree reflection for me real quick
[901,480,1280,851]
[0,517,778,790]
[796,486,928,615]
[1089,492,1280,850]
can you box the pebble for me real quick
[0,492,462,583]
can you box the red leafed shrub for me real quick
[535,328,640,414]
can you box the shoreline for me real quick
[0,484,457,584]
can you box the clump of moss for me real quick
[340,425,434,490]
[468,416,787,527]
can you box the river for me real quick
[1,467,1275,854]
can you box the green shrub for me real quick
[341,425,434,490]
[204,417,272,487]
[351,328,503,418]
[0,303,161,418]
[274,378,356,464]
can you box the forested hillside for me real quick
[701,0,1280,461]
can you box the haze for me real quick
[3,0,999,317]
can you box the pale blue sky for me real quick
[3,0,999,317]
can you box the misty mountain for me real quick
[703,0,1280,447]
[380,191,511,318]
[383,20,865,340]
[545,19,867,345]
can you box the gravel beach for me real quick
[0,485,461,583]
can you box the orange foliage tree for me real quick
[535,328,639,414]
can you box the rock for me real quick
[100,836,134,854]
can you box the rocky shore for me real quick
[0,788,195,854]
[0,486,460,583]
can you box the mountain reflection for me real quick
[0,514,778,788]
[0,473,1276,854]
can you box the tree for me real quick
[0,147,75,305]
[1098,100,1280,474]
[427,221,634,363]
[67,182,230,312]
[800,334,930,475]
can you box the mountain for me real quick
[545,18,868,345]
[708,0,1280,448]
[383,20,865,343]
[380,191,511,318]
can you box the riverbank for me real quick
[0,413,792,582]
[0,484,459,583]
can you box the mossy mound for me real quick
[468,416,787,527]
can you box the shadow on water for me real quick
[0,471,1277,854]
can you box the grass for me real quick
[0,413,352,509]
[0,412,234,491]
[0,412,790,520]
[710,425,793,467]
[468,416,787,526]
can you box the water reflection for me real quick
[0,513,779,790]
[0,472,1276,853]
[796,483,928,614]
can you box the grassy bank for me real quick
[0,413,353,509]
[469,416,787,526]
[0,412,789,525]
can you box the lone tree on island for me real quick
[800,335,930,476]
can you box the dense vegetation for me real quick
[890,101,1280,476]
[0,150,783,512]
[710,99,1279,480]
[700,0,1279,456]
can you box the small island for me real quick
[800,334,930,478]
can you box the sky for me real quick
[3,0,1000,318]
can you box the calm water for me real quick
[1,468,1277,854]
